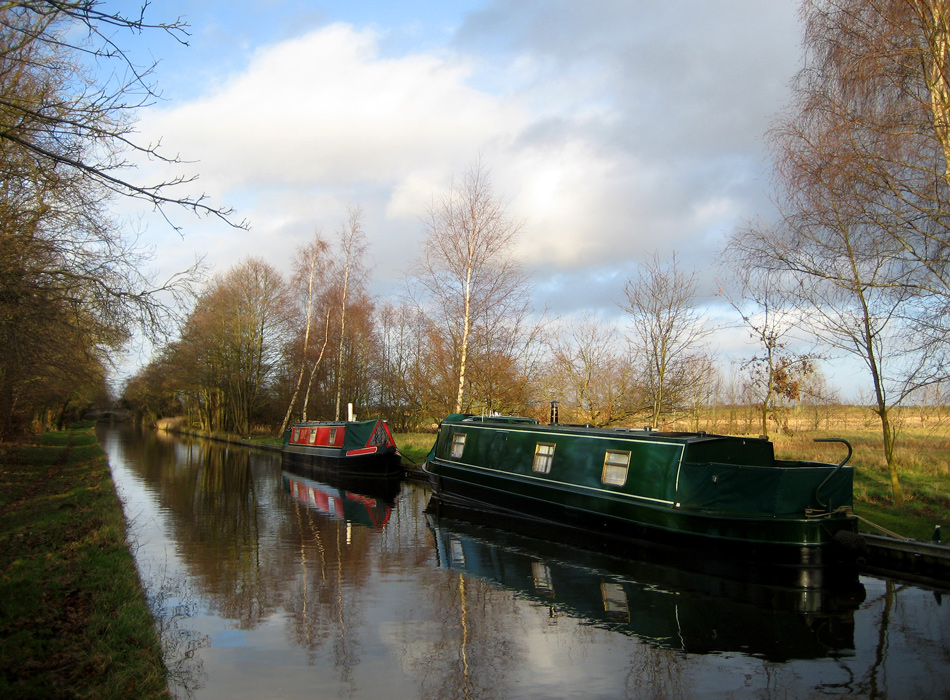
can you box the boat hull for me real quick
[282,446,402,478]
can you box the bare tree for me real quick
[731,0,950,501]
[408,160,529,415]
[718,256,818,436]
[0,2,242,228]
[790,1,950,303]
[0,2,241,438]
[730,218,933,502]
[621,253,712,429]
[546,313,635,426]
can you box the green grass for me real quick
[394,432,437,466]
[0,426,169,699]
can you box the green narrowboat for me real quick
[282,419,402,477]
[423,413,863,582]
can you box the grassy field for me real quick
[0,425,169,700]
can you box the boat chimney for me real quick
[549,401,559,425]
[934,525,942,543]
[347,402,355,422]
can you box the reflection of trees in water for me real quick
[845,581,950,698]
[621,645,688,700]
[107,428,950,698]
[111,428,289,626]
[387,571,529,700]
[282,497,374,690]
[146,570,210,700]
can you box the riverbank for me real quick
[0,424,169,699]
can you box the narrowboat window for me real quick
[450,433,466,459]
[450,538,466,566]
[292,428,300,442]
[533,442,556,473]
[532,561,554,595]
[328,428,337,444]
[601,582,629,621]
[308,429,317,444]
[602,450,630,486]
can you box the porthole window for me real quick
[532,443,556,474]
[602,450,630,486]
[450,433,466,459]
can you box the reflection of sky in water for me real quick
[101,426,950,700]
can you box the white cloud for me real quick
[142,23,525,189]
[133,3,802,316]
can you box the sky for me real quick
[105,0,870,395]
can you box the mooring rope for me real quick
[806,505,910,541]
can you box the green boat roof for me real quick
[440,414,765,443]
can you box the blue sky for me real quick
[105,1,871,395]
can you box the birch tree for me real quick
[408,160,527,415]
[333,207,368,420]
[280,232,331,434]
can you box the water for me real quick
[99,425,950,699]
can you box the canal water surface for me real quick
[99,425,950,699]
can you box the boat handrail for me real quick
[812,437,853,510]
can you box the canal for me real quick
[99,425,950,699]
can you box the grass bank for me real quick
[0,425,169,700]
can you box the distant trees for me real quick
[719,259,817,436]
[621,253,712,429]
[546,314,635,427]
[125,222,383,435]
[0,2,239,438]
[174,259,291,435]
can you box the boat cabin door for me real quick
[489,431,509,469]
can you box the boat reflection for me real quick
[426,501,866,662]
[281,460,401,530]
